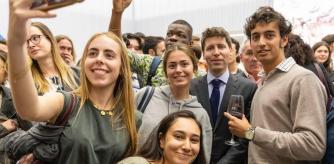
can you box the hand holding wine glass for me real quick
[225,95,244,146]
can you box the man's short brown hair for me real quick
[201,27,232,52]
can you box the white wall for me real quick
[0,0,272,60]
[274,0,334,46]
[131,0,273,37]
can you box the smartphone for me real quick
[31,0,85,11]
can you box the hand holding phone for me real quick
[31,0,85,11]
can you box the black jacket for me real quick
[190,74,257,164]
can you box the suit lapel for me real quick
[214,74,239,132]
[198,76,215,126]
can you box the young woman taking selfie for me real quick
[7,0,140,163]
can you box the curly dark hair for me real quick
[244,6,292,39]
[284,34,315,66]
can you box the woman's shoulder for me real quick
[55,91,80,123]
[117,156,150,164]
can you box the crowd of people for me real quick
[0,0,334,163]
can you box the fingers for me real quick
[242,114,246,119]
[19,154,34,164]
[113,0,132,12]
[2,119,18,131]
[11,0,56,21]
[224,112,235,120]
[10,119,18,127]
[16,9,56,19]
[30,10,56,18]
[63,54,73,60]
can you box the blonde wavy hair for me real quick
[30,22,78,94]
[74,32,137,156]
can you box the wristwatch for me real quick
[245,127,256,141]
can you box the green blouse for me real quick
[55,92,142,164]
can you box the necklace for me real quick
[92,103,114,117]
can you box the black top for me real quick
[304,63,334,96]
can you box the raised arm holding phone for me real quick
[7,0,140,163]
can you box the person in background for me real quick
[123,33,144,91]
[118,110,207,164]
[238,40,262,84]
[312,41,334,82]
[123,33,143,54]
[109,0,197,87]
[136,43,212,163]
[143,36,165,56]
[225,6,326,163]
[0,35,7,53]
[28,22,79,94]
[0,50,32,163]
[0,51,8,87]
[191,45,201,61]
[55,35,77,66]
[228,37,243,75]
[7,1,141,163]
[192,35,201,47]
[322,34,334,57]
[134,32,145,46]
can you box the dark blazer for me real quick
[190,74,257,164]
[0,86,32,131]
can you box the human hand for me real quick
[224,112,251,138]
[18,153,34,164]
[8,0,57,44]
[112,0,132,13]
[61,53,74,65]
[9,0,56,22]
[1,119,18,132]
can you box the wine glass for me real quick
[225,95,244,146]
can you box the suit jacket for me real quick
[190,73,257,164]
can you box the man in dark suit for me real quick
[190,27,257,164]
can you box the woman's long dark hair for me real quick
[137,110,206,164]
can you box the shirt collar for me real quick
[259,57,296,77]
[276,57,296,72]
[207,70,229,84]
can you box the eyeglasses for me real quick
[26,34,43,46]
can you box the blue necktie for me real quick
[210,79,222,125]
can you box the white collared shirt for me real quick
[207,70,230,112]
